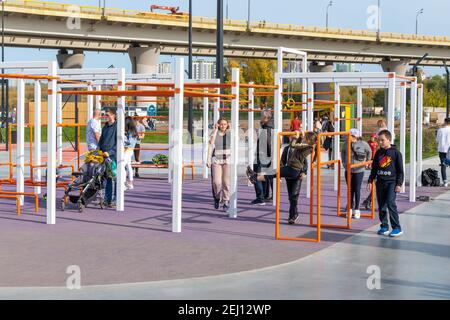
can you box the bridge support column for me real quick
[309,61,334,98]
[381,59,410,117]
[128,45,161,107]
[56,49,85,69]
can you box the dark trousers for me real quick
[439,152,448,182]
[286,178,302,219]
[345,171,364,210]
[134,143,141,174]
[376,181,401,230]
[254,164,267,201]
[265,166,301,181]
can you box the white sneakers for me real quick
[125,181,134,190]
[349,209,361,219]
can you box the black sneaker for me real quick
[134,172,140,178]
[223,202,230,212]
[288,214,300,225]
[214,199,220,210]
[251,199,266,206]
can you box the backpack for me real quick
[351,143,367,162]
[421,168,440,187]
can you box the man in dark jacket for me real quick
[98,108,118,207]
[368,130,404,238]
[251,110,273,205]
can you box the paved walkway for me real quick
[1,187,449,300]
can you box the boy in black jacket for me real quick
[367,130,404,237]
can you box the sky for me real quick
[4,0,450,76]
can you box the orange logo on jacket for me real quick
[379,155,392,168]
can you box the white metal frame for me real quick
[0,61,58,224]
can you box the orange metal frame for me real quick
[275,131,354,242]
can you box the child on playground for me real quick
[124,117,139,190]
[341,128,372,219]
[290,112,301,131]
[362,133,379,209]
[367,129,404,238]
[247,131,318,224]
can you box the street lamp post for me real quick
[1,0,5,149]
[326,1,333,29]
[188,0,194,157]
[216,0,224,83]
[246,0,251,31]
[376,0,381,41]
[444,61,450,118]
[416,8,424,36]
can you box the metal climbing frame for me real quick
[274,71,422,203]
[0,61,58,225]
[274,131,352,242]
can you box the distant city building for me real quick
[335,63,358,72]
[158,62,172,75]
[193,60,216,79]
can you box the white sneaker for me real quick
[128,183,134,190]
[354,210,361,219]
[444,182,449,188]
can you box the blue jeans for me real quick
[376,181,401,230]
[253,164,266,201]
[439,152,448,182]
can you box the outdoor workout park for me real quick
[0,0,449,301]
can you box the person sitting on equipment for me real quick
[246,131,318,224]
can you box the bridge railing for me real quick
[5,0,450,44]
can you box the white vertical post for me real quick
[87,85,94,123]
[95,85,102,110]
[116,69,126,212]
[409,80,418,202]
[356,87,363,135]
[301,78,307,131]
[34,81,42,194]
[56,89,63,165]
[417,84,424,187]
[202,92,209,179]
[168,97,174,184]
[248,84,255,171]
[229,68,240,217]
[213,95,220,123]
[306,80,314,198]
[272,74,283,206]
[387,74,396,141]
[400,82,407,193]
[16,78,25,205]
[333,84,341,192]
[172,58,184,232]
[301,58,308,131]
[46,61,58,225]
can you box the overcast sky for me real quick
[5,0,450,75]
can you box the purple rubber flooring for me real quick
[0,173,446,287]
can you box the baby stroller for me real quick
[61,151,107,212]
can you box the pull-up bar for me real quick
[0,73,58,81]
